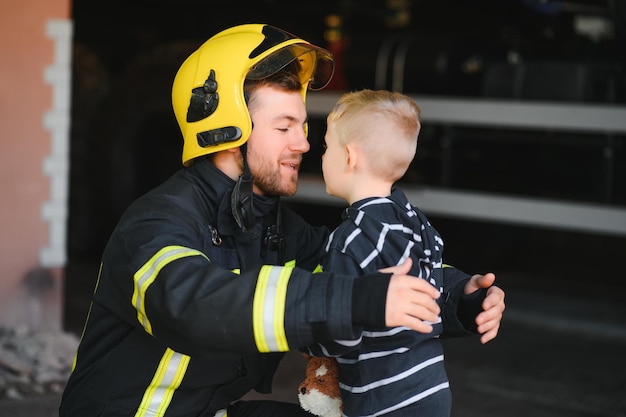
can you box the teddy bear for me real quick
[298,354,343,417]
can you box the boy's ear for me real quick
[345,143,357,170]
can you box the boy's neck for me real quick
[346,179,393,205]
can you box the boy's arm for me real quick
[463,272,505,344]
[441,266,505,342]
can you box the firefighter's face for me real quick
[246,85,310,196]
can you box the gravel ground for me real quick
[0,326,78,401]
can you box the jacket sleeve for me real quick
[441,265,485,338]
[94,201,361,357]
[303,248,365,357]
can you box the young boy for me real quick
[305,89,496,417]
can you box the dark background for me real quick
[55,2,626,416]
[65,0,626,327]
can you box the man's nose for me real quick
[291,127,310,153]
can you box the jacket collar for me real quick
[190,158,280,238]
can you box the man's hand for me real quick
[464,272,506,344]
[380,258,441,333]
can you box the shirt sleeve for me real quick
[440,265,482,337]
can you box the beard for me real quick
[247,149,301,197]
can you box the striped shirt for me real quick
[307,188,451,417]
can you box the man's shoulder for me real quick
[121,168,226,226]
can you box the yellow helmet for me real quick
[172,23,335,166]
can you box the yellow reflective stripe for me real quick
[253,265,291,352]
[253,267,271,352]
[71,345,78,372]
[134,348,190,417]
[285,258,322,274]
[133,246,208,335]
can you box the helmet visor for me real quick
[247,44,335,91]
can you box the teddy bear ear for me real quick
[301,352,312,360]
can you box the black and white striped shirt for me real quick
[307,188,452,417]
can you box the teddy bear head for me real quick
[298,355,343,417]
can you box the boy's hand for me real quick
[380,258,441,333]
[464,272,506,344]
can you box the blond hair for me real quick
[327,89,421,182]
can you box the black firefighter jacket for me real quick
[60,157,356,417]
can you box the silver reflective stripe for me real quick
[261,267,282,351]
[253,266,290,352]
[135,348,191,417]
[133,246,208,334]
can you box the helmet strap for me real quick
[261,201,285,264]
[231,143,255,232]
[231,143,286,262]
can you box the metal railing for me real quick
[291,92,626,237]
